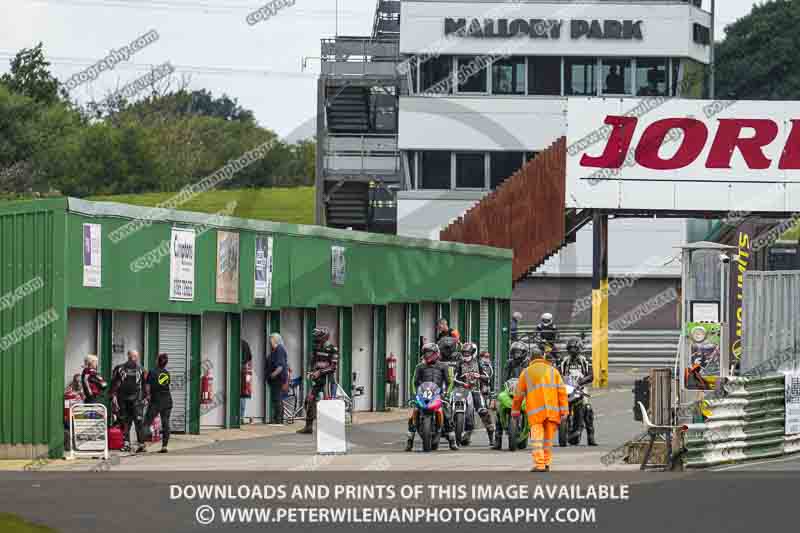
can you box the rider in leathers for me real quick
[437,335,460,438]
[454,342,495,446]
[536,313,558,343]
[478,350,493,398]
[405,343,459,451]
[297,327,339,434]
[559,338,597,446]
[493,342,532,449]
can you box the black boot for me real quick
[297,402,315,434]
[487,427,495,448]
[404,431,415,452]
[492,429,502,450]
[585,407,597,446]
[447,432,459,451]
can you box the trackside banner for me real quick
[566,99,800,212]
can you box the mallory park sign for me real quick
[443,18,643,40]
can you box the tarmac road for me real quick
[95,372,644,471]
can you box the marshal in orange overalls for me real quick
[511,357,569,471]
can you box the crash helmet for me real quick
[566,338,583,356]
[540,312,553,326]
[461,342,478,362]
[421,342,441,365]
[312,327,330,344]
[509,341,529,362]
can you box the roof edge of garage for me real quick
[65,197,513,260]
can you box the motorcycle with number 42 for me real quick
[413,382,445,452]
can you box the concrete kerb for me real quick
[1,411,410,471]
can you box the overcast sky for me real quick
[0,0,760,140]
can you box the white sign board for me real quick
[400,1,710,63]
[331,246,346,286]
[786,371,800,435]
[169,228,195,301]
[566,99,800,212]
[82,223,102,287]
[254,235,273,306]
[70,403,109,459]
[316,399,348,454]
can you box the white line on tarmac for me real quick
[710,454,800,471]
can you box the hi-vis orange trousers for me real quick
[530,420,559,470]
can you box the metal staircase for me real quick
[326,86,370,134]
[372,0,401,40]
[325,181,370,230]
[317,2,403,232]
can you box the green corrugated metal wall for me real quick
[0,198,512,455]
[62,209,511,314]
[0,199,67,458]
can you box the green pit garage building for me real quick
[0,198,512,459]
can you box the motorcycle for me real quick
[495,377,530,451]
[452,382,477,446]
[414,382,445,452]
[558,374,593,447]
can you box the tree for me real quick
[0,43,65,105]
[0,84,83,194]
[112,88,255,124]
[715,0,800,99]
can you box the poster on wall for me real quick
[786,371,800,435]
[169,228,195,301]
[684,322,721,391]
[216,231,240,304]
[254,236,273,306]
[331,245,346,286]
[82,223,102,287]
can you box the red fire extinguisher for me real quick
[201,367,214,404]
[241,359,253,398]
[386,352,397,384]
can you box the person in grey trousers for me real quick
[266,333,288,424]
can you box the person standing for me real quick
[297,328,339,435]
[435,318,455,342]
[266,333,288,425]
[511,348,569,472]
[240,340,254,425]
[80,354,107,403]
[110,350,147,453]
[144,353,173,453]
[510,312,522,341]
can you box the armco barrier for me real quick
[682,375,797,468]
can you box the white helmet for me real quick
[540,312,553,326]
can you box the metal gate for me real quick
[159,314,190,433]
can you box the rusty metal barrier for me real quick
[440,137,567,282]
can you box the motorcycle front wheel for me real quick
[421,416,433,452]
[454,412,465,445]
